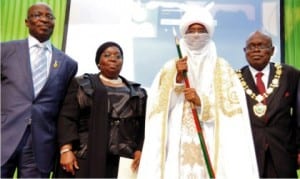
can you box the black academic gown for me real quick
[55,74,146,178]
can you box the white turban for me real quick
[179,6,216,37]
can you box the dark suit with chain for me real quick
[239,62,300,177]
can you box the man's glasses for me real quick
[29,13,56,21]
[244,44,272,52]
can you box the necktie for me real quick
[255,72,266,95]
[32,45,48,96]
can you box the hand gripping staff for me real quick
[173,28,215,178]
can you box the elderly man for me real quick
[137,6,259,179]
[237,30,300,178]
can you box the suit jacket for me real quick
[1,39,77,173]
[240,62,300,177]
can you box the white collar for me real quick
[249,63,270,76]
[28,35,52,52]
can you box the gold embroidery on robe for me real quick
[215,59,243,117]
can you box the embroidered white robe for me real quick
[137,57,259,179]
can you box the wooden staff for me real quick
[173,28,215,178]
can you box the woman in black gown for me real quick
[55,41,147,178]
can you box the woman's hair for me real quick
[95,41,123,65]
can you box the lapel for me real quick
[48,46,63,82]
[242,66,267,124]
[35,46,64,98]
[243,67,259,94]
[265,63,277,105]
[17,40,35,99]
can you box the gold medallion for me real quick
[253,102,267,117]
[236,63,282,118]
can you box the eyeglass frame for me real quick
[28,13,56,21]
[244,44,273,52]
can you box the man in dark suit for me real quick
[1,2,77,178]
[237,30,300,178]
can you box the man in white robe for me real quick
[137,6,259,179]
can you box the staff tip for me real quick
[172,27,177,37]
